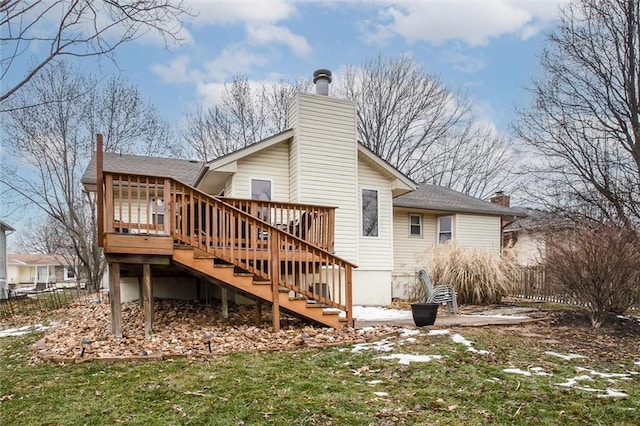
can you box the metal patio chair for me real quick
[418,269,459,315]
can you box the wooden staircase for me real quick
[172,247,349,328]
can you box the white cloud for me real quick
[187,0,296,25]
[151,56,201,84]
[246,23,311,56]
[362,1,565,47]
[203,47,268,81]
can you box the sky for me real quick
[97,0,567,135]
[2,0,569,237]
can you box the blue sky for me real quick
[95,0,567,135]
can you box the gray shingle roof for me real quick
[503,207,571,231]
[393,184,523,217]
[82,152,205,187]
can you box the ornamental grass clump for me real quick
[423,241,520,305]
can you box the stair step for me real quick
[322,309,340,316]
[213,263,234,269]
[253,280,271,285]
[289,296,307,301]
[233,271,254,277]
[306,303,326,309]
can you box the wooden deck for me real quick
[96,159,354,334]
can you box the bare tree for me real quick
[182,76,309,161]
[339,55,514,199]
[0,0,190,107]
[515,0,640,227]
[1,60,175,291]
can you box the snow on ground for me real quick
[377,353,443,365]
[555,375,594,387]
[575,367,633,380]
[400,328,420,337]
[503,368,551,377]
[635,361,640,366]
[451,333,491,355]
[428,329,450,336]
[353,306,413,321]
[545,351,586,361]
[0,324,50,337]
[348,337,396,353]
[373,391,389,397]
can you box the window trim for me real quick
[64,267,76,281]
[437,215,454,244]
[250,178,273,201]
[409,213,422,237]
[361,188,379,237]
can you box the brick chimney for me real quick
[490,191,510,208]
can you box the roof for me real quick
[393,184,525,217]
[0,220,15,232]
[82,152,206,187]
[8,254,67,266]
[503,207,572,232]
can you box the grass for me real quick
[1,325,639,425]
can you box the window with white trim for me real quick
[409,214,422,237]
[362,189,378,237]
[150,197,164,226]
[64,267,76,280]
[438,216,453,243]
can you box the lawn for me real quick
[1,309,639,425]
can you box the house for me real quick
[7,253,78,291]
[0,220,15,299]
[82,69,522,334]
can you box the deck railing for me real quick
[101,172,353,316]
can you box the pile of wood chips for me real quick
[35,297,402,362]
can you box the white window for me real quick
[150,198,164,226]
[438,216,453,243]
[251,179,271,201]
[409,214,422,237]
[64,267,76,280]
[362,189,378,237]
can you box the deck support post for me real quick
[108,262,122,339]
[255,300,262,325]
[221,287,229,320]
[143,263,153,338]
[270,235,280,332]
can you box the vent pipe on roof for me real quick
[313,69,332,96]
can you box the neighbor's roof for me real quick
[0,220,15,232]
[8,254,66,266]
[393,184,524,217]
[503,207,572,232]
[82,152,206,187]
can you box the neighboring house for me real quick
[7,254,78,291]
[82,70,523,332]
[503,208,571,266]
[0,221,15,298]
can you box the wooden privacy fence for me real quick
[509,266,640,310]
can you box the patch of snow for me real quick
[367,380,383,385]
[459,314,529,320]
[0,324,49,337]
[597,389,628,398]
[427,329,450,336]
[377,353,443,365]
[634,361,640,366]
[451,333,491,355]
[555,375,594,387]
[504,367,551,377]
[399,337,417,345]
[487,377,501,383]
[373,391,389,396]
[545,351,587,361]
[353,306,412,321]
[575,367,631,379]
[400,328,420,337]
[350,338,396,353]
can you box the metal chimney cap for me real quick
[313,69,332,83]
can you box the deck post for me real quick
[270,234,280,332]
[221,287,229,320]
[143,263,153,337]
[346,265,353,327]
[108,262,122,339]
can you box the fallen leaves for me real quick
[33,298,402,362]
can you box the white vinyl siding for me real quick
[288,93,359,262]
[392,210,437,277]
[358,158,393,270]
[231,143,290,201]
[455,214,501,256]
